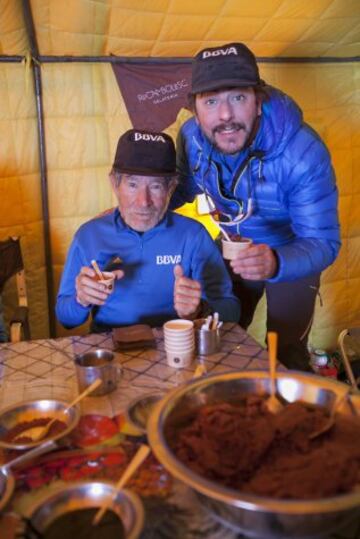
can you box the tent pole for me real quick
[21,0,56,338]
[36,55,359,64]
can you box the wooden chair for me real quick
[0,237,30,342]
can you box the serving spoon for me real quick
[265,332,283,414]
[14,378,102,443]
[309,392,349,440]
[93,443,150,526]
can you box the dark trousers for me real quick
[229,270,321,372]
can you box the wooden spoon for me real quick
[309,393,349,440]
[93,444,150,526]
[265,332,283,414]
[91,259,104,280]
[14,378,102,443]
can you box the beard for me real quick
[202,115,260,155]
[211,122,250,155]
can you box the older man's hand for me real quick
[230,243,278,281]
[75,266,124,307]
[173,264,202,319]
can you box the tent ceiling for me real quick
[1,0,359,58]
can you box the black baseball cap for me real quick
[113,129,176,177]
[191,42,264,95]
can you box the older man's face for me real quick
[195,87,261,155]
[110,174,175,232]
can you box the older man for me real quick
[171,42,340,371]
[56,129,240,330]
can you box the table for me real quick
[0,324,359,539]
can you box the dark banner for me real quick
[112,62,192,131]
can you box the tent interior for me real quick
[0,0,359,352]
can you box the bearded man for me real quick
[171,42,340,371]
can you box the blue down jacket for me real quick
[172,87,340,283]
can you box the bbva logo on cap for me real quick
[202,45,238,59]
[134,132,166,143]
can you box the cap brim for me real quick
[112,166,177,178]
[191,78,264,95]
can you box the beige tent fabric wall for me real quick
[0,63,48,338]
[28,0,359,59]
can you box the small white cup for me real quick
[93,271,115,293]
[221,237,252,260]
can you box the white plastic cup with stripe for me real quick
[163,319,195,368]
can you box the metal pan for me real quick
[0,439,57,512]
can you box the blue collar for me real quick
[113,207,171,237]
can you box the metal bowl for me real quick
[0,440,57,513]
[0,467,13,513]
[148,370,360,539]
[0,399,80,450]
[25,480,144,539]
[125,392,164,434]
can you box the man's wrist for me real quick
[76,295,91,309]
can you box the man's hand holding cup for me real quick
[76,266,124,307]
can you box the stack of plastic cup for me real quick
[163,319,195,368]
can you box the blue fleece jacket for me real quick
[172,87,341,282]
[56,209,240,329]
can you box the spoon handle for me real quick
[3,439,57,471]
[91,259,104,280]
[93,444,150,526]
[268,332,278,396]
[64,378,102,414]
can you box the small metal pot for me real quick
[74,349,122,396]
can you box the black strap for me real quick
[230,150,265,193]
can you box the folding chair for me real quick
[0,237,30,342]
[338,328,360,390]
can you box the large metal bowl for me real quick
[148,370,360,539]
[25,480,144,539]
[0,399,80,450]
[125,391,164,434]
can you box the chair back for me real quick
[0,237,30,341]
